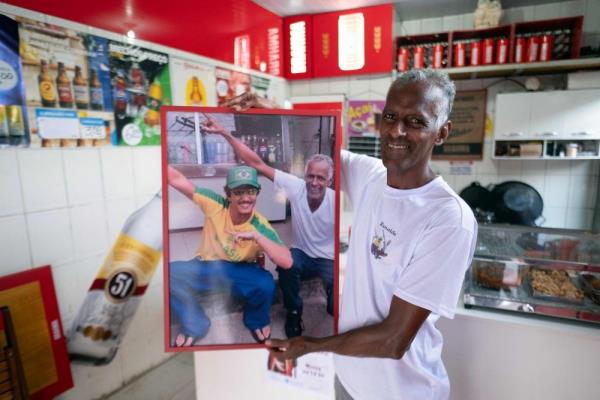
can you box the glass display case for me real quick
[464,224,600,324]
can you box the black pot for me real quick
[490,181,544,226]
[459,181,493,211]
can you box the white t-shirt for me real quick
[334,150,477,400]
[274,170,335,259]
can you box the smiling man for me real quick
[202,114,335,339]
[167,164,292,346]
[239,70,478,400]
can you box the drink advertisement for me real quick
[17,17,114,147]
[266,352,334,397]
[0,14,29,147]
[215,67,250,106]
[108,42,171,146]
[250,74,286,110]
[347,100,384,137]
[169,57,216,106]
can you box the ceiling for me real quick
[253,0,566,19]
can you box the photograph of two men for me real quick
[161,107,340,350]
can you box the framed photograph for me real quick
[161,106,341,351]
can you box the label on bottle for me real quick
[58,84,73,103]
[40,81,56,101]
[90,87,103,107]
[92,233,161,303]
[74,84,89,104]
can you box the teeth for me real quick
[388,143,408,150]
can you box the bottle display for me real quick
[257,136,269,162]
[56,62,74,108]
[0,105,8,138]
[7,106,25,138]
[38,59,57,107]
[68,192,163,365]
[89,69,104,111]
[113,70,128,120]
[129,62,146,116]
[73,65,89,110]
[144,79,162,126]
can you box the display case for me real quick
[464,224,600,324]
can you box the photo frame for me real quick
[161,106,341,351]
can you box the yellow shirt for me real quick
[193,187,283,262]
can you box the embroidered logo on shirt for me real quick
[371,228,391,259]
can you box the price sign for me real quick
[36,109,79,139]
[80,117,105,139]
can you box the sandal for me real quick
[174,333,196,347]
[250,326,271,344]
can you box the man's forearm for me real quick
[255,233,292,269]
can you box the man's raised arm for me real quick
[167,165,195,200]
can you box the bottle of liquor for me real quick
[257,136,269,162]
[129,63,146,116]
[68,191,163,365]
[56,62,74,108]
[267,144,276,164]
[7,106,25,138]
[73,66,89,110]
[144,79,162,127]
[189,76,203,105]
[113,70,128,120]
[0,105,8,139]
[89,69,104,111]
[38,60,57,107]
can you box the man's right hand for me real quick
[201,113,229,136]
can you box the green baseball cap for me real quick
[226,166,261,189]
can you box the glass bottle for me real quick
[89,69,104,111]
[7,106,25,138]
[189,76,203,105]
[129,62,146,115]
[0,105,8,139]
[38,59,57,107]
[113,70,128,120]
[144,79,162,126]
[56,62,74,108]
[68,191,163,365]
[73,65,89,110]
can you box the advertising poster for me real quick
[432,90,486,160]
[215,67,250,106]
[266,352,334,397]
[250,74,286,109]
[161,106,340,351]
[170,57,216,106]
[0,14,29,147]
[17,17,114,147]
[347,100,384,137]
[108,41,171,146]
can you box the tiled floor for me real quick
[105,353,195,400]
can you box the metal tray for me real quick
[527,269,585,305]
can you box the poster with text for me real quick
[250,74,286,110]
[266,352,334,397]
[347,100,384,137]
[0,14,29,147]
[215,67,250,106]
[170,57,216,106]
[17,17,114,147]
[109,41,171,146]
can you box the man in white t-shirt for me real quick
[202,115,335,338]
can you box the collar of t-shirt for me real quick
[383,176,443,198]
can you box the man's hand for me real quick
[201,113,228,136]
[225,92,278,111]
[265,337,316,361]
[227,230,258,245]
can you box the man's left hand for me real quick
[265,337,314,361]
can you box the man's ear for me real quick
[435,120,451,146]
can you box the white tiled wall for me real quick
[291,1,600,231]
[0,147,167,399]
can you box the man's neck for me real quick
[386,165,437,190]
[229,209,253,225]
[307,197,323,213]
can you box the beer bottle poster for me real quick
[108,41,172,146]
[17,17,115,147]
[170,57,216,107]
[215,67,250,107]
[0,14,29,147]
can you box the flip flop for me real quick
[251,326,271,344]
[174,333,196,347]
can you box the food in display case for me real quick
[473,260,524,290]
[464,224,600,325]
[529,268,584,304]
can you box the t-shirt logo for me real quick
[371,222,396,260]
